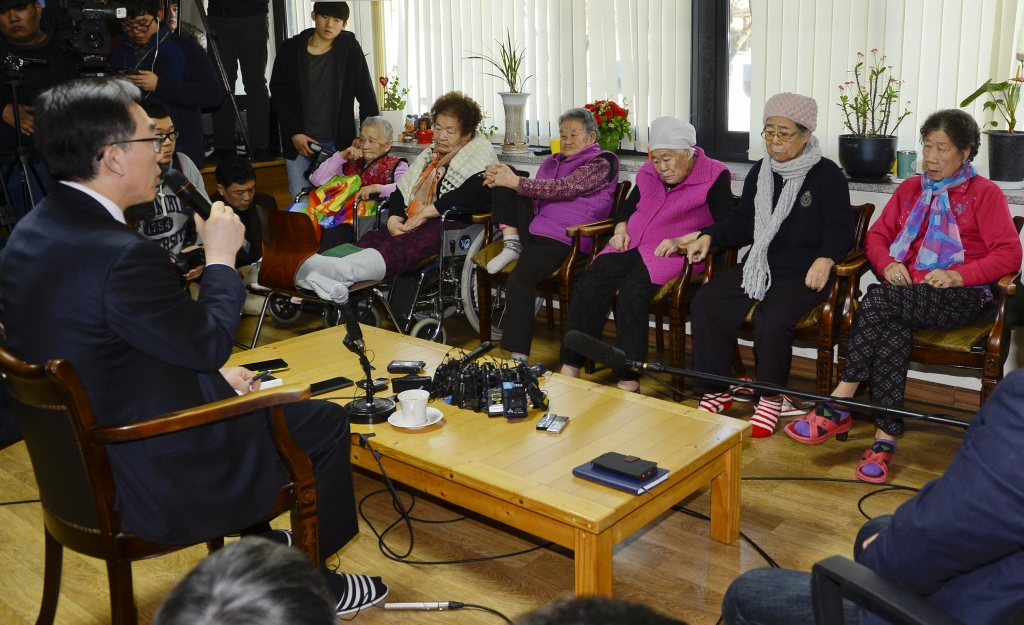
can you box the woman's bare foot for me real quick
[617,380,640,393]
[560,364,581,378]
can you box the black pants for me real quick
[493,187,572,355]
[279,400,358,564]
[560,249,662,381]
[209,14,270,152]
[841,283,986,435]
[690,263,829,396]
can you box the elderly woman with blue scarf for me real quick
[784,109,1022,484]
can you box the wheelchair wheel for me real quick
[410,317,448,344]
[460,231,543,341]
[268,293,302,323]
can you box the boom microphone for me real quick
[340,302,364,352]
[561,330,966,427]
[163,169,251,253]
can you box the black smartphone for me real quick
[125,68,140,75]
[387,360,426,374]
[310,376,354,396]
[239,358,290,373]
[356,377,389,392]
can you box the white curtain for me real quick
[748,0,1024,164]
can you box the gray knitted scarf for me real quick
[741,135,822,300]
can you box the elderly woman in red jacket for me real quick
[785,109,1023,484]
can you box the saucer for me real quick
[388,406,444,430]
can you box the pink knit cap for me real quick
[763,92,818,132]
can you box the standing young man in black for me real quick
[270,1,378,199]
[0,0,76,234]
[206,0,273,163]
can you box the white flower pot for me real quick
[378,109,407,139]
[499,92,530,154]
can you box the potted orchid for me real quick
[584,99,632,153]
[836,50,913,181]
[960,53,1024,187]
[378,67,411,138]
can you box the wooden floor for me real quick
[0,308,972,624]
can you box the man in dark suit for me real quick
[0,78,387,614]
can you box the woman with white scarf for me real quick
[683,93,855,438]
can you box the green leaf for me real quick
[961,79,994,107]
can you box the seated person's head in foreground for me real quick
[151,537,336,625]
[516,597,685,625]
[556,107,600,157]
[430,91,483,155]
[215,156,257,212]
[138,98,178,169]
[358,116,394,163]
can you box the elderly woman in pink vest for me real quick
[684,93,855,436]
[559,117,733,392]
[483,107,620,362]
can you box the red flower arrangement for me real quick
[583,98,632,150]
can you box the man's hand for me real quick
[339,146,362,161]
[184,265,204,281]
[883,262,912,286]
[655,236,685,257]
[237,264,251,278]
[686,234,712,264]
[356,184,383,201]
[386,215,406,236]
[291,134,316,157]
[923,268,963,289]
[127,70,159,93]
[483,164,520,189]
[194,201,245,266]
[221,366,259,394]
[2,104,33,135]
[861,532,879,552]
[805,257,835,292]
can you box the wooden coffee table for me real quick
[228,326,749,596]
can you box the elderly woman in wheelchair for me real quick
[480,107,620,363]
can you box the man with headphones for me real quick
[109,0,221,167]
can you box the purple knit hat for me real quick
[763,92,818,132]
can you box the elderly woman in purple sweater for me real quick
[483,107,620,362]
[560,117,733,392]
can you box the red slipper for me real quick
[855,448,893,484]
[784,403,852,445]
[732,377,755,403]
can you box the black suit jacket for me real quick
[0,184,281,544]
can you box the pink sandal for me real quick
[784,402,852,444]
[855,447,894,484]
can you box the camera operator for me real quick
[124,97,208,282]
[0,0,77,231]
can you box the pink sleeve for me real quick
[380,160,409,198]
[864,189,906,277]
[309,153,348,187]
[956,187,1023,286]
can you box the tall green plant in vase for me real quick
[466,31,533,153]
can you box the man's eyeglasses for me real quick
[157,131,180,144]
[96,137,163,160]
[120,17,156,33]
[761,129,802,143]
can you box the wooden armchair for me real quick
[730,203,876,394]
[469,181,632,341]
[0,345,320,625]
[837,215,1024,406]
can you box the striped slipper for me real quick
[750,396,782,438]
[699,392,734,414]
[323,572,390,616]
[732,377,755,402]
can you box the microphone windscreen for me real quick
[562,330,628,371]
[163,169,212,220]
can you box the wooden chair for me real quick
[730,204,876,394]
[249,209,396,348]
[837,215,1024,406]
[469,181,632,342]
[0,345,320,625]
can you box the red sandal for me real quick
[856,447,894,484]
[784,402,852,444]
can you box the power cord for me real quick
[0,498,39,506]
[356,433,552,565]
[383,601,513,624]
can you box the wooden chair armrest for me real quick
[88,384,311,444]
[835,254,870,277]
[572,220,615,238]
[997,271,1020,296]
[470,212,493,224]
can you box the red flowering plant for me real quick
[960,54,1024,133]
[836,50,912,137]
[583,98,632,149]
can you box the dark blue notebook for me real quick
[572,462,670,495]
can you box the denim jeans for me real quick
[285,141,333,200]
[721,516,893,625]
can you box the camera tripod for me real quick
[0,54,50,234]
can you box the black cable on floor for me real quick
[740,476,920,520]
[453,602,514,624]
[0,498,39,506]
[672,506,780,569]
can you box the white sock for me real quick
[486,235,522,274]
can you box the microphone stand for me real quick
[633,361,970,429]
[341,306,396,424]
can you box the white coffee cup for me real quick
[397,389,429,425]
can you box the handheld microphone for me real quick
[163,169,251,253]
[457,341,493,366]
[384,602,454,611]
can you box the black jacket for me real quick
[0,184,282,545]
[210,190,277,267]
[270,29,379,160]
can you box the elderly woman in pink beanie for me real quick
[683,92,855,436]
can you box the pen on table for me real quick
[246,370,273,387]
